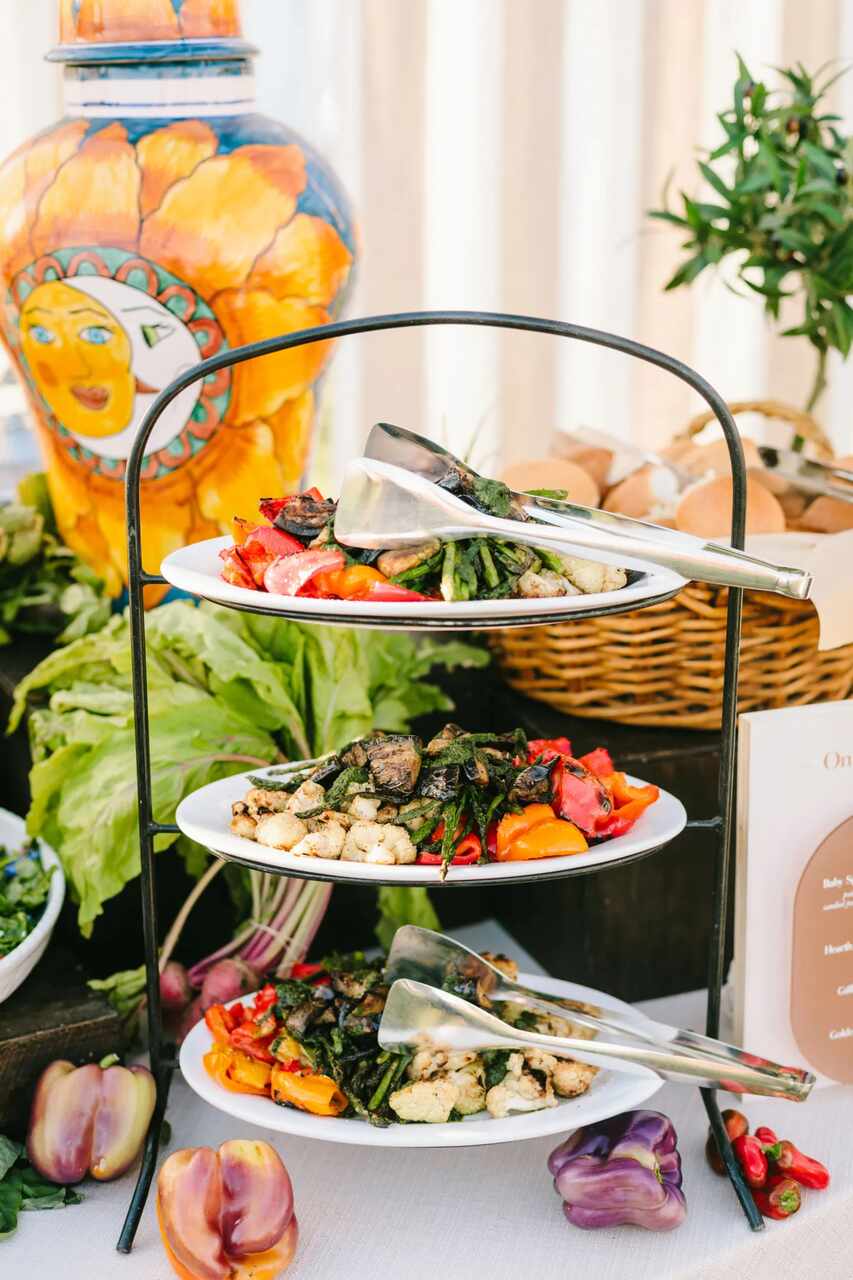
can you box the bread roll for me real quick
[602,464,680,519]
[552,442,613,490]
[674,475,786,537]
[796,496,853,534]
[673,436,762,479]
[500,458,600,507]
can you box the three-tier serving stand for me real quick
[117,311,763,1250]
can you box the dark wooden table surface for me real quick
[1,634,723,1008]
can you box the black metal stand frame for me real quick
[117,310,761,1251]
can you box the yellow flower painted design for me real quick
[0,115,355,594]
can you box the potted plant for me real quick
[650,57,852,426]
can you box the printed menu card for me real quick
[734,699,853,1085]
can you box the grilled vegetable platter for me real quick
[225,727,661,878]
[176,726,687,885]
[180,953,662,1147]
[218,481,630,605]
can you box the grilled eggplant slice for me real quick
[418,763,462,801]
[273,494,337,539]
[364,734,422,796]
[509,760,556,805]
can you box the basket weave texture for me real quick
[489,402,853,730]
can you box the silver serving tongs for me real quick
[756,445,853,503]
[337,442,811,600]
[380,931,814,1100]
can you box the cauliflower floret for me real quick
[307,808,352,832]
[552,1058,599,1098]
[558,555,627,595]
[341,821,416,865]
[254,811,308,851]
[244,787,289,816]
[516,569,580,599]
[531,1007,598,1042]
[389,1078,459,1124]
[230,801,257,839]
[347,793,382,821]
[485,1051,557,1118]
[289,818,347,859]
[285,779,326,815]
[408,1049,479,1080]
[447,1062,486,1116]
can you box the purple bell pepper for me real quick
[548,1109,687,1231]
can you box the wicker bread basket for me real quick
[490,402,853,730]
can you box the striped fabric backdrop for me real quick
[2,0,851,491]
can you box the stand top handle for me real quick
[124,310,748,553]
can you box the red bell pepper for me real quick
[768,1140,830,1190]
[754,1125,778,1148]
[752,1173,801,1220]
[251,984,277,1017]
[291,961,325,980]
[416,832,482,866]
[229,1022,276,1064]
[551,757,613,836]
[527,736,572,764]
[578,746,614,777]
[218,546,255,590]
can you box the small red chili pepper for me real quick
[770,1140,830,1190]
[705,1108,750,1175]
[753,1125,778,1149]
[732,1134,768,1189]
[752,1173,801,1220]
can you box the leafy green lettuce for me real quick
[11,602,487,934]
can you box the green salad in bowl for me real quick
[0,812,65,1002]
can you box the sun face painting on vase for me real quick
[0,0,356,599]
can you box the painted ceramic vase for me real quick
[0,0,355,595]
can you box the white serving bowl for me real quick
[0,809,65,1004]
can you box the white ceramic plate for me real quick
[176,767,686,887]
[161,536,686,630]
[0,810,65,1004]
[180,973,662,1148]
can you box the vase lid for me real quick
[50,0,257,64]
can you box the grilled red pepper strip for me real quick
[527,736,572,764]
[291,961,325,980]
[768,1140,830,1190]
[732,1134,768,1189]
[417,832,482,866]
[753,1174,801,1220]
[252,984,277,1016]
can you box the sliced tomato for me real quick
[218,546,255,589]
[527,736,572,764]
[263,548,345,596]
[352,581,432,603]
[578,746,614,777]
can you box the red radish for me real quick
[263,549,344,597]
[159,961,192,1012]
[200,958,259,1011]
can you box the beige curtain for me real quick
[244,0,853,479]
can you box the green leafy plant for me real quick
[650,57,853,415]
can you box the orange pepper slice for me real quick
[601,771,659,811]
[204,1047,272,1096]
[495,803,555,858]
[500,817,588,861]
[313,563,388,599]
[270,1067,348,1116]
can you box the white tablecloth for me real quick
[5,921,851,1280]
